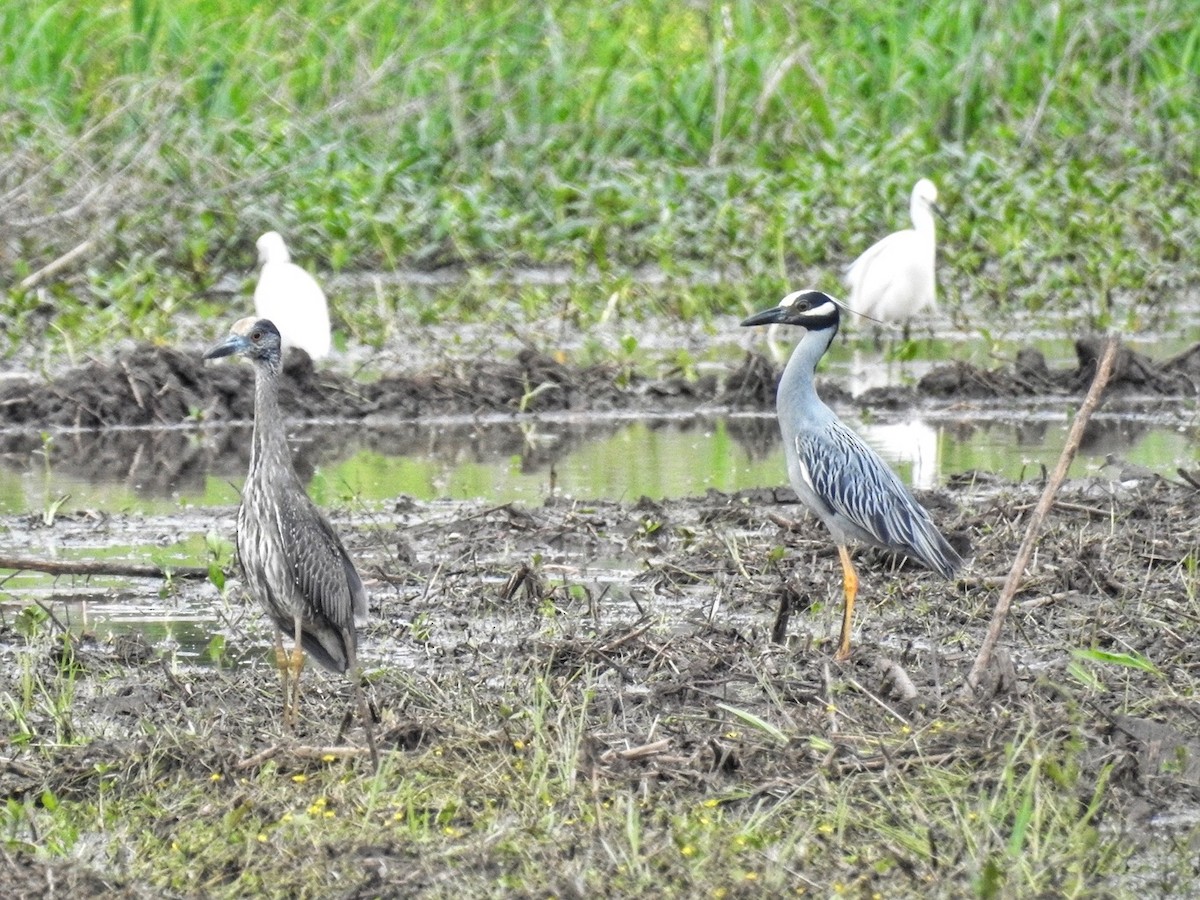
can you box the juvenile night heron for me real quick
[844,179,940,337]
[204,317,376,764]
[742,290,963,660]
[254,232,332,360]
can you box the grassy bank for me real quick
[1,0,1198,357]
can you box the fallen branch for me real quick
[964,335,1120,696]
[0,555,211,580]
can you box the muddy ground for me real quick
[1,337,1200,896]
[1,332,1199,430]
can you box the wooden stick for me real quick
[964,336,1120,695]
[0,555,211,580]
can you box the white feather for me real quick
[253,231,332,359]
[798,457,816,495]
[844,179,938,324]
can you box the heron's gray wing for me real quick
[277,488,368,631]
[798,422,960,576]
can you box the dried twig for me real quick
[17,239,95,290]
[599,738,671,764]
[964,336,1120,695]
[846,675,911,726]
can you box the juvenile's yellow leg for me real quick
[288,618,306,728]
[273,629,292,727]
[834,545,859,662]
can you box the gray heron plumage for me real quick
[204,317,376,765]
[742,290,963,660]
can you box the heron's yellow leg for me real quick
[834,545,859,662]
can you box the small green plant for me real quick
[14,604,50,639]
[204,634,227,667]
[409,612,433,643]
[517,379,556,414]
[1071,647,1162,677]
[204,529,233,593]
[638,518,662,537]
[41,494,69,527]
[713,702,787,745]
[158,567,177,598]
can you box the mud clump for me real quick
[919,337,1200,398]
[0,345,703,429]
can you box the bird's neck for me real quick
[911,201,936,235]
[779,324,837,407]
[249,366,294,478]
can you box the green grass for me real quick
[2,0,1199,358]
[1,652,1136,898]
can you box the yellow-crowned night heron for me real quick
[742,290,962,660]
[254,232,332,359]
[204,317,376,764]
[844,179,940,336]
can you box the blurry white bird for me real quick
[844,179,940,338]
[253,231,332,360]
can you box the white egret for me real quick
[253,232,332,360]
[844,179,940,338]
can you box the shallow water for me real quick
[1,403,1196,517]
[2,401,1196,658]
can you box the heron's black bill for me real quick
[203,334,249,360]
[741,307,788,328]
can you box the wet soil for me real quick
[2,334,1200,895]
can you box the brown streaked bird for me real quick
[204,317,376,767]
[742,290,963,660]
